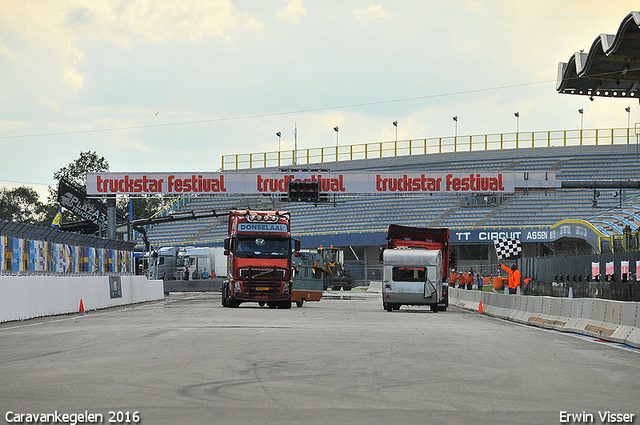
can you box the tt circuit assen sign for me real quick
[450,221,602,247]
[87,172,556,195]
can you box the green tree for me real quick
[51,150,169,225]
[0,186,47,224]
[1,151,169,229]
[126,195,172,221]
[53,151,109,188]
[45,151,111,226]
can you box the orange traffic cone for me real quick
[477,300,483,314]
[79,299,85,314]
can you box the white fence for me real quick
[0,275,164,322]
[450,288,640,348]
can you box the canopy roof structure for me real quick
[557,11,640,100]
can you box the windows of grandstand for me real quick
[461,194,507,207]
[451,245,490,262]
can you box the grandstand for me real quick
[137,140,640,271]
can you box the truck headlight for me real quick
[283,282,290,292]
[234,282,242,292]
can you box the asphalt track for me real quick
[1,292,638,425]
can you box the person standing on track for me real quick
[466,269,474,290]
[501,263,521,294]
[449,269,460,290]
[458,271,467,289]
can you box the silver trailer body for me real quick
[382,247,443,311]
[148,246,183,280]
[184,247,226,279]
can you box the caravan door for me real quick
[423,265,437,298]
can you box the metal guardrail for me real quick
[221,127,640,170]
[0,220,136,251]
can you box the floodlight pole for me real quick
[453,116,458,150]
[334,126,339,161]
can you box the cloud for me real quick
[277,0,307,23]
[63,63,85,89]
[352,5,389,21]
[320,111,346,131]
[244,18,264,32]
[0,38,11,57]
[0,0,242,92]
[36,98,60,113]
[115,0,240,43]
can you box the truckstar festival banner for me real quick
[87,171,554,195]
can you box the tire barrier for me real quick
[449,287,640,348]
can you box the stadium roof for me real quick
[557,11,640,100]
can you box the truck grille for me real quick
[238,267,286,281]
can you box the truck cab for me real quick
[148,246,185,280]
[222,210,299,309]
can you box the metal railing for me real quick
[221,127,640,170]
[0,270,134,277]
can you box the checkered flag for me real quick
[494,237,522,260]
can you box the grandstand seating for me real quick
[138,144,640,248]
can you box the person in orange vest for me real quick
[449,269,458,286]
[523,277,531,294]
[501,263,521,294]
[458,271,467,289]
[465,269,474,290]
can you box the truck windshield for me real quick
[235,237,290,258]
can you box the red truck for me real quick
[222,210,299,308]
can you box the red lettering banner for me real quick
[86,172,556,195]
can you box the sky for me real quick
[1,0,639,200]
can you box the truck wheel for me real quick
[331,286,341,291]
[221,287,228,307]
[430,304,439,313]
[343,287,352,291]
[258,301,265,307]
[384,303,393,312]
[296,300,304,307]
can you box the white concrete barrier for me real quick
[450,287,640,348]
[0,275,164,323]
[367,281,382,293]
